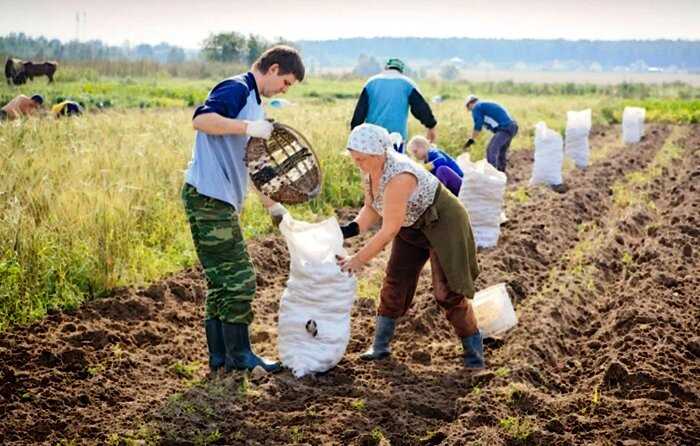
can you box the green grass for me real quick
[603,99,700,124]
[0,77,213,110]
[1,74,698,331]
[0,109,197,330]
[350,398,366,411]
[169,360,203,380]
[612,126,686,208]
[499,416,534,442]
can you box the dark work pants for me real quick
[486,121,519,173]
[377,227,479,338]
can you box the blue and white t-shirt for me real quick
[185,72,264,210]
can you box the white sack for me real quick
[564,109,592,168]
[457,154,507,248]
[277,215,357,378]
[529,121,564,186]
[622,106,645,144]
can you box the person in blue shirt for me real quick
[181,45,305,375]
[351,58,437,153]
[463,95,518,173]
[408,135,464,196]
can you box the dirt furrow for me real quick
[441,125,700,445]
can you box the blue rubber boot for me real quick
[461,331,486,369]
[222,322,281,373]
[204,319,226,372]
[360,316,396,361]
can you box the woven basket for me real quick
[245,122,322,204]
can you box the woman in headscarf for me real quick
[338,123,484,369]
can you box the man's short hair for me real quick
[253,45,305,82]
[31,94,44,105]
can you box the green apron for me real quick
[411,184,480,298]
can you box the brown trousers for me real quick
[378,226,479,338]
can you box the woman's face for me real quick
[348,149,383,173]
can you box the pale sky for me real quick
[0,0,698,48]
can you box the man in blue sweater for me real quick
[351,58,437,153]
[463,95,518,173]
[408,135,464,196]
[182,45,304,375]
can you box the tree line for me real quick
[299,37,700,70]
[0,32,291,65]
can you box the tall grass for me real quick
[55,59,248,82]
[0,110,196,329]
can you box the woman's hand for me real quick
[337,255,365,275]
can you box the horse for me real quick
[21,61,58,83]
[4,58,58,84]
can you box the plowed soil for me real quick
[1,125,698,445]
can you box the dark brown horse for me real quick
[21,61,58,83]
[5,58,58,84]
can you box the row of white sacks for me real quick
[531,106,645,185]
[458,107,645,248]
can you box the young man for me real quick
[463,95,518,173]
[1,94,44,120]
[181,45,305,375]
[408,135,464,196]
[350,58,437,153]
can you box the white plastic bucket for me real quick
[472,283,517,338]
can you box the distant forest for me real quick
[2,33,699,72]
[0,33,191,64]
[298,37,700,71]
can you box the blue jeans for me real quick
[486,121,518,173]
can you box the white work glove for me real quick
[245,120,273,139]
[268,203,288,227]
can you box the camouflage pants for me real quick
[181,183,256,324]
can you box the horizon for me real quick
[3,33,700,52]
[1,0,699,48]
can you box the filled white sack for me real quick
[457,154,507,248]
[622,106,645,144]
[277,215,357,378]
[565,109,592,168]
[529,121,564,186]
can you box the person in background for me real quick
[407,135,464,196]
[463,95,518,173]
[0,94,44,120]
[351,58,437,153]
[181,45,304,375]
[52,100,82,117]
